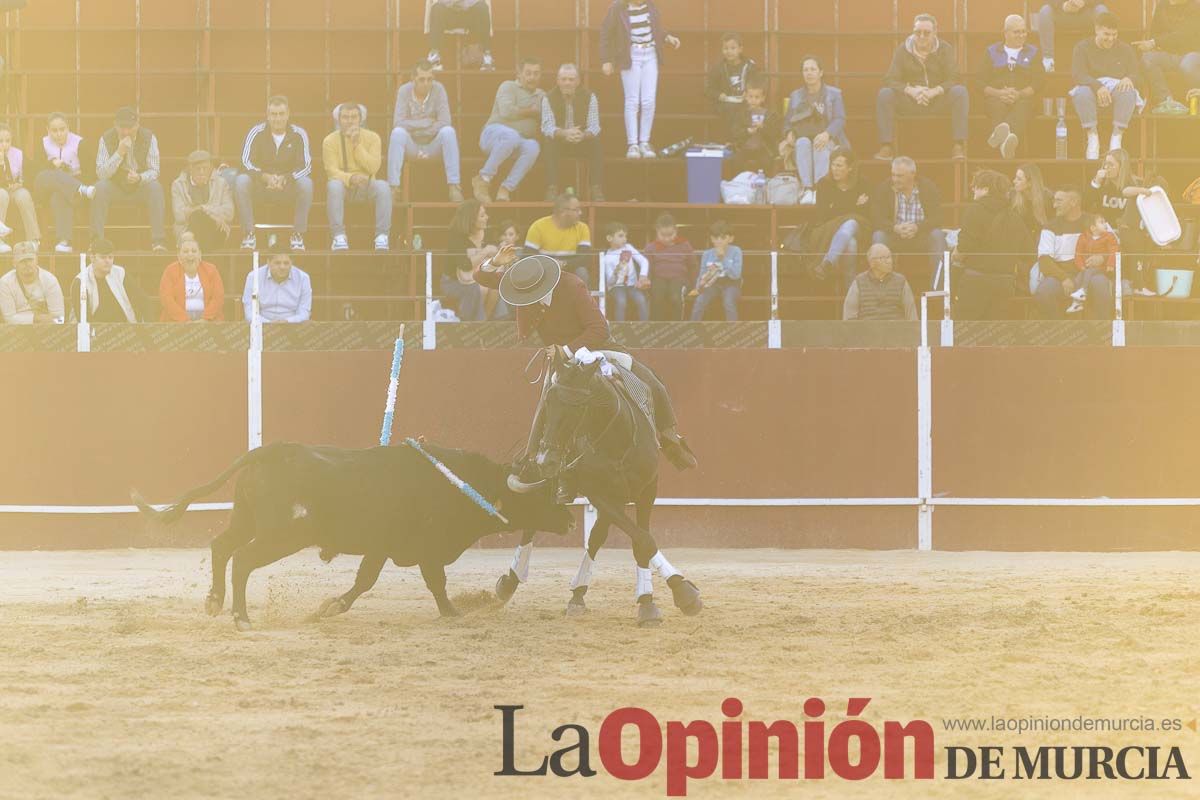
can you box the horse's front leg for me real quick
[495,530,536,604]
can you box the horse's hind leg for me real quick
[565,514,611,616]
[495,530,536,604]
[207,500,254,616]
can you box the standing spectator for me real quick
[1137,0,1200,115]
[524,193,593,284]
[32,112,95,255]
[1038,0,1109,72]
[955,170,1028,320]
[600,221,650,321]
[870,156,946,280]
[541,63,605,202]
[1032,186,1089,318]
[978,15,1046,160]
[475,57,544,203]
[389,60,462,203]
[599,0,682,159]
[242,248,312,322]
[92,107,166,252]
[171,150,233,254]
[66,238,144,323]
[705,32,758,139]
[235,95,313,251]
[0,241,63,324]
[444,199,493,321]
[781,56,849,205]
[643,213,695,320]
[425,0,494,72]
[159,233,224,322]
[0,124,40,254]
[729,78,782,177]
[323,102,390,252]
[811,149,871,288]
[689,220,742,321]
[875,14,969,161]
[843,244,918,321]
[1067,211,1121,315]
[1070,12,1144,160]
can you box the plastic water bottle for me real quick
[752,170,767,205]
[1055,112,1068,160]
[658,137,693,158]
[412,233,423,251]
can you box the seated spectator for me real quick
[323,102,390,252]
[32,112,95,255]
[781,56,849,204]
[600,0,682,159]
[159,233,224,322]
[729,78,782,177]
[1032,186,1090,318]
[1066,211,1121,315]
[689,220,742,321]
[811,149,871,288]
[843,243,917,320]
[389,60,462,203]
[171,150,233,255]
[235,95,313,251]
[644,214,695,321]
[524,193,592,284]
[242,248,312,322]
[600,221,650,321]
[0,124,40,254]
[482,217,520,320]
[444,199,493,321]
[1038,0,1109,72]
[1012,163,1053,244]
[955,170,1028,320]
[870,156,946,280]
[979,15,1045,160]
[705,32,758,139]
[66,238,144,323]
[0,241,63,324]
[876,14,969,161]
[1070,12,1143,160]
[426,0,494,72]
[541,63,605,202]
[92,107,166,252]
[1087,148,1156,294]
[475,57,544,203]
[1139,0,1200,114]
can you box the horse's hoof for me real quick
[318,597,349,618]
[565,599,588,617]
[636,598,663,628]
[495,571,521,604]
[234,616,252,632]
[205,593,223,616]
[669,578,703,617]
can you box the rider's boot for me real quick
[658,426,698,470]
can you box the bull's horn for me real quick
[507,474,546,494]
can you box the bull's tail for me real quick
[131,446,272,526]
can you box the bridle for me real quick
[542,368,637,476]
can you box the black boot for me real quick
[658,427,698,470]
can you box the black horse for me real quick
[499,347,702,627]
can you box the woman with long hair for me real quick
[1011,163,1050,236]
[809,148,870,289]
[1088,149,1156,295]
[780,55,849,205]
[444,198,492,321]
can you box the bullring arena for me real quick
[3,0,1200,798]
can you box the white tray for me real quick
[1136,186,1182,247]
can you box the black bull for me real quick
[133,441,576,629]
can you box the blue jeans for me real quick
[876,85,969,144]
[35,169,82,242]
[825,218,860,290]
[1070,84,1137,131]
[794,137,831,189]
[690,281,741,320]
[91,177,165,244]
[440,274,485,321]
[388,126,461,187]
[234,173,313,235]
[479,124,540,192]
[325,178,391,237]
[610,286,649,321]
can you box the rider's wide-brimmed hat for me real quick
[499,254,562,307]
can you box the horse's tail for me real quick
[131,446,272,526]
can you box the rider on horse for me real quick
[473,245,697,487]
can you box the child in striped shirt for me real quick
[599,1,681,159]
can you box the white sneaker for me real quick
[290,233,305,251]
[799,189,816,205]
[0,221,11,237]
[1070,287,1087,302]
[1066,299,1084,314]
[374,234,389,251]
[240,233,256,250]
[1109,133,1123,153]
[79,184,96,199]
[1043,57,1055,73]
[1135,287,1157,297]
[55,241,73,254]
[626,144,642,160]
[1085,132,1100,160]
[639,143,657,159]
[331,234,349,251]
[0,240,10,254]
[427,50,442,71]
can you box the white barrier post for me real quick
[1112,251,1125,347]
[917,290,946,552]
[247,251,263,450]
[598,253,607,317]
[768,250,781,349]
[423,250,436,350]
[76,253,90,352]
[940,250,954,347]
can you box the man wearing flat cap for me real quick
[171,149,234,253]
[0,241,65,324]
[92,106,167,252]
[323,101,391,252]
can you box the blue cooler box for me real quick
[685,146,730,204]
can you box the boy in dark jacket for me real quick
[705,32,759,140]
[729,78,782,175]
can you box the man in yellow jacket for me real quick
[323,102,391,251]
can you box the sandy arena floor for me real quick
[0,546,1197,799]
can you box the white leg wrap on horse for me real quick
[635,566,654,599]
[510,543,534,583]
[649,550,681,581]
[569,552,595,591]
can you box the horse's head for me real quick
[535,350,609,478]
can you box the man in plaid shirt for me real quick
[869,155,946,284]
[540,63,605,203]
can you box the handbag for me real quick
[720,171,756,205]
[767,174,800,206]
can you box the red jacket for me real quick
[475,269,611,351]
[1074,230,1119,273]
[159,260,225,322]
